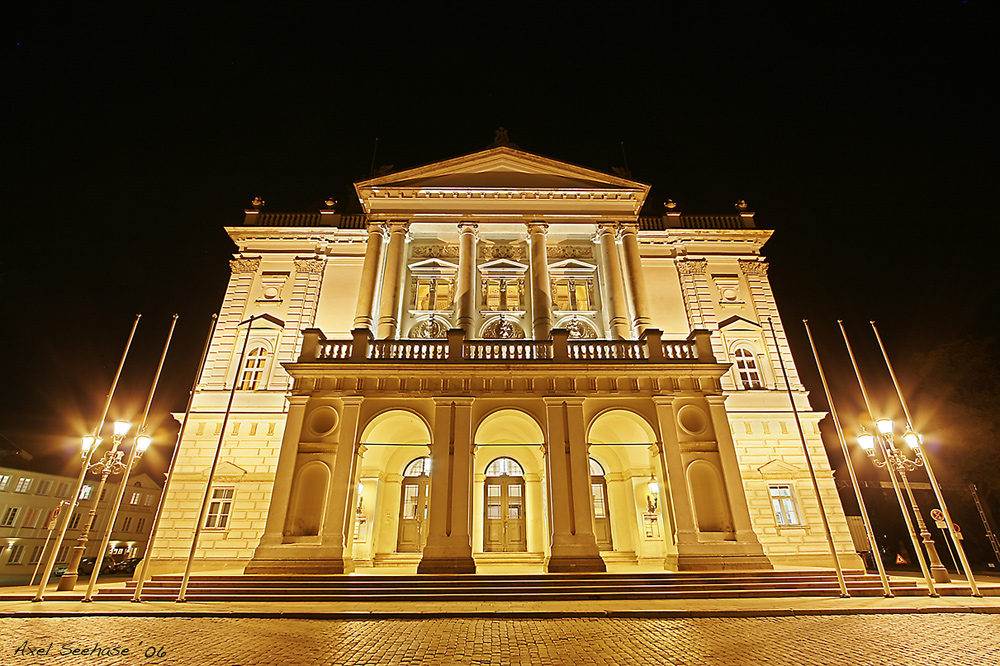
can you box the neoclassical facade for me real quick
[149,146,861,575]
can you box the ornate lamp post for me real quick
[56,420,131,591]
[858,419,951,584]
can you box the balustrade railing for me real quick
[308,328,712,364]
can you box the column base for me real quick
[667,553,773,572]
[546,555,607,573]
[931,565,952,584]
[244,557,354,575]
[417,556,476,574]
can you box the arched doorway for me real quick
[483,457,527,552]
[590,458,613,550]
[397,457,431,552]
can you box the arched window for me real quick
[733,348,763,390]
[238,347,268,390]
[403,457,430,477]
[589,458,605,476]
[485,457,524,477]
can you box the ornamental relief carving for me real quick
[738,260,769,276]
[230,258,261,274]
[294,258,326,273]
[547,246,593,259]
[411,244,461,259]
[675,259,708,275]
[481,243,525,260]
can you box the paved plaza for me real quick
[2,614,999,666]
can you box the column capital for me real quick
[617,222,639,237]
[341,395,365,408]
[458,221,479,233]
[705,395,728,407]
[593,222,617,240]
[366,221,385,235]
[651,395,677,407]
[525,221,549,235]
[386,220,411,234]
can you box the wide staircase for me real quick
[98,570,928,603]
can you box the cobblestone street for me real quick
[2,614,998,665]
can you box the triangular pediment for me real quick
[757,459,800,477]
[479,258,529,273]
[407,258,460,273]
[719,315,761,331]
[242,313,285,330]
[358,146,647,191]
[355,146,650,219]
[203,461,248,479]
[548,258,597,274]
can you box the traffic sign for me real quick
[953,523,963,540]
[930,508,945,522]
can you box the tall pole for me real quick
[178,315,255,602]
[838,320,937,597]
[768,318,848,597]
[803,320,892,597]
[34,314,141,601]
[29,501,68,587]
[84,315,178,602]
[133,314,217,602]
[870,320,979,596]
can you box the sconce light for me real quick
[646,475,659,513]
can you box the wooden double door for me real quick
[397,476,430,552]
[484,475,527,552]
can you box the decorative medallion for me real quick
[410,316,449,339]
[482,315,525,339]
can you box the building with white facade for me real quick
[148,144,861,576]
[0,466,161,581]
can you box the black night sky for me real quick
[4,4,997,499]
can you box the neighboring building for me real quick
[0,466,161,581]
[149,144,862,576]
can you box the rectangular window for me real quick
[130,492,140,505]
[205,488,234,529]
[144,494,154,506]
[68,513,81,530]
[21,508,40,529]
[57,545,68,563]
[0,475,10,491]
[1,507,19,527]
[414,278,453,311]
[36,480,51,496]
[14,477,32,493]
[484,278,521,311]
[551,279,591,311]
[7,544,25,564]
[136,518,145,533]
[79,485,93,500]
[769,485,802,526]
[28,545,43,564]
[56,482,69,498]
[121,516,132,532]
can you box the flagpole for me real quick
[803,320,892,596]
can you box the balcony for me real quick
[298,328,716,364]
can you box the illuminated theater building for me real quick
[148,144,861,575]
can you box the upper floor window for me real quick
[413,278,453,311]
[205,487,235,529]
[238,347,268,390]
[769,485,802,526]
[0,475,10,491]
[129,492,141,505]
[36,480,51,496]
[484,278,522,311]
[56,482,69,497]
[733,348,764,389]
[1,507,19,527]
[14,477,32,493]
[79,485,93,501]
[551,278,592,311]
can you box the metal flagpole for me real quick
[29,501,68,587]
[838,320,937,597]
[84,315,178,602]
[803,319,893,597]
[178,315,255,602]
[870,320,981,597]
[133,314,217,602]
[767,318,849,597]
[34,314,141,602]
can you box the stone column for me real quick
[320,396,365,573]
[354,223,386,330]
[618,223,652,335]
[455,222,478,337]
[651,397,699,559]
[705,396,761,544]
[254,395,309,550]
[526,222,553,339]
[418,397,476,573]
[595,223,631,339]
[543,397,606,572]
[376,221,409,339]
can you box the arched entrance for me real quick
[483,457,527,552]
[589,458,613,550]
[397,457,431,552]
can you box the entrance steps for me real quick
[98,570,930,602]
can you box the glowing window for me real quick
[484,278,521,311]
[79,485,93,501]
[589,458,605,476]
[413,278,453,311]
[485,457,524,477]
[551,279,591,311]
[14,477,32,493]
[403,457,430,477]
[769,485,802,526]
[238,347,268,391]
[0,475,9,491]
[733,348,764,389]
[130,492,140,505]
[205,487,235,529]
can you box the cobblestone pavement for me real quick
[2,615,998,665]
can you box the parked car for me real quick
[112,558,143,575]
[78,557,117,575]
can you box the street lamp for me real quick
[56,420,131,591]
[646,475,659,513]
[857,419,951,584]
[83,429,153,601]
